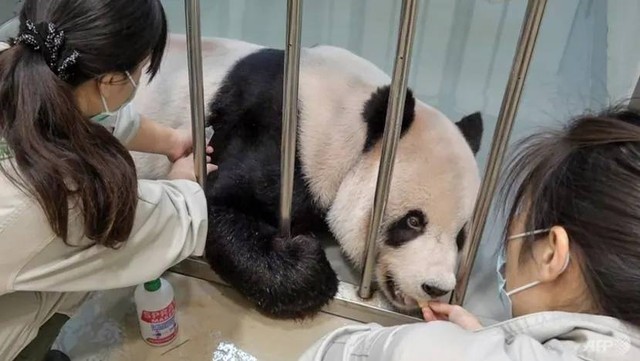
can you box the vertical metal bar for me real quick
[451,0,548,306]
[279,0,303,239]
[630,75,640,112]
[184,0,207,187]
[358,0,418,300]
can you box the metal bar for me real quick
[184,0,207,187]
[451,0,548,306]
[279,0,303,239]
[630,75,640,112]
[358,0,418,300]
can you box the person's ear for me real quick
[536,226,570,282]
[95,73,127,98]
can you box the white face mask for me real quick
[90,71,138,126]
[497,228,570,317]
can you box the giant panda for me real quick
[133,34,483,319]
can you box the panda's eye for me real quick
[407,216,421,229]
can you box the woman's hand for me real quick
[168,128,214,163]
[167,153,217,182]
[421,301,483,331]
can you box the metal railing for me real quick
[182,0,548,320]
[451,0,548,306]
[358,0,419,300]
[279,0,303,239]
[185,0,207,187]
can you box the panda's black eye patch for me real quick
[385,210,427,248]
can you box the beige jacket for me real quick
[300,311,640,361]
[0,159,208,360]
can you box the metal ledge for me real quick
[169,257,422,327]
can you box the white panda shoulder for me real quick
[135,35,264,130]
[302,45,390,86]
[297,46,395,208]
[132,35,265,179]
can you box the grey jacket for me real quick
[299,312,640,361]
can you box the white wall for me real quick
[607,0,640,100]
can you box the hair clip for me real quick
[16,20,80,81]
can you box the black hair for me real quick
[0,0,168,247]
[500,104,640,326]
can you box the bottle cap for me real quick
[144,279,161,292]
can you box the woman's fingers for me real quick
[427,302,455,316]
[422,306,438,322]
[422,302,449,322]
[206,164,218,174]
[424,302,483,331]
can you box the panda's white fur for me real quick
[329,106,480,306]
[133,34,482,316]
[133,36,264,179]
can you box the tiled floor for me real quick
[53,273,360,361]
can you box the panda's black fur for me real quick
[200,48,482,319]
[203,49,335,319]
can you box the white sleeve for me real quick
[11,179,208,292]
[299,322,578,361]
[111,102,142,145]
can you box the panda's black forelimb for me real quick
[203,156,339,320]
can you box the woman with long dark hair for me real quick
[0,1,214,360]
[300,105,640,361]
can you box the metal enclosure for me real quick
[173,0,548,326]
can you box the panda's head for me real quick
[328,86,483,310]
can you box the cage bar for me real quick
[279,0,303,239]
[358,0,419,300]
[451,0,548,306]
[184,0,207,187]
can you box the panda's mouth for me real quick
[384,273,416,307]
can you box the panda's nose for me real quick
[421,283,449,298]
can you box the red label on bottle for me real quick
[140,300,176,323]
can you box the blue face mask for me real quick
[90,71,138,125]
[497,228,570,317]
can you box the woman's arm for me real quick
[125,115,191,161]
[298,321,572,361]
[109,103,212,162]
[299,322,481,361]
[8,178,208,292]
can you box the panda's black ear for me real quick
[455,112,483,155]
[362,85,416,152]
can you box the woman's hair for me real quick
[500,104,640,326]
[0,0,167,247]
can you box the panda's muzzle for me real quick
[384,272,413,306]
